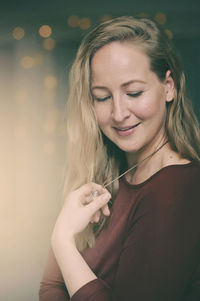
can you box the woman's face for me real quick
[91,41,174,154]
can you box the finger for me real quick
[91,210,101,223]
[88,192,111,215]
[91,204,110,223]
[90,187,110,201]
[79,182,104,197]
[101,204,110,216]
[81,188,102,205]
[83,194,93,205]
[94,210,101,222]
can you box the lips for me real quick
[113,122,141,136]
[115,122,140,131]
[117,126,136,131]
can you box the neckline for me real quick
[122,161,194,189]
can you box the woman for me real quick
[39,16,200,300]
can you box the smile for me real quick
[114,123,141,136]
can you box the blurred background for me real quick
[1,0,200,300]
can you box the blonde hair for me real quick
[63,16,200,250]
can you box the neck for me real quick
[125,137,169,184]
[126,135,167,167]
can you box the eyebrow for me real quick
[91,80,146,90]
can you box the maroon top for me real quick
[39,162,200,301]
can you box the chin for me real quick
[116,143,140,153]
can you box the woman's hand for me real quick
[51,182,111,245]
[50,183,111,297]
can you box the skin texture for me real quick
[92,41,174,158]
[51,41,189,298]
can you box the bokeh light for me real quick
[137,12,149,18]
[44,75,57,89]
[100,15,113,23]
[20,56,35,69]
[154,12,167,24]
[43,38,56,50]
[79,18,91,30]
[12,27,25,40]
[39,25,52,38]
[68,15,80,27]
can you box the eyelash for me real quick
[94,91,143,102]
[94,96,111,102]
[127,91,143,98]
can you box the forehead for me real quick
[91,41,151,84]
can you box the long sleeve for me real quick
[39,163,200,301]
[39,248,70,301]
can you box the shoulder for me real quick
[123,161,200,234]
[120,161,200,215]
[142,160,200,189]
[118,162,200,249]
[143,160,200,213]
[155,160,200,191]
[125,161,200,215]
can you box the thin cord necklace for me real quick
[103,140,169,188]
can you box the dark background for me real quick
[1,0,200,115]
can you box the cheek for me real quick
[135,91,166,120]
[132,101,157,120]
[94,104,110,126]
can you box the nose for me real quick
[111,94,130,123]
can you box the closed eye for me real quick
[94,95,111,102]
[127,91,143,98]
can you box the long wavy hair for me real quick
[63,16,200,250]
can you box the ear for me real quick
[164,70,175,103]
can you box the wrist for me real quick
[51,230,76,250]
